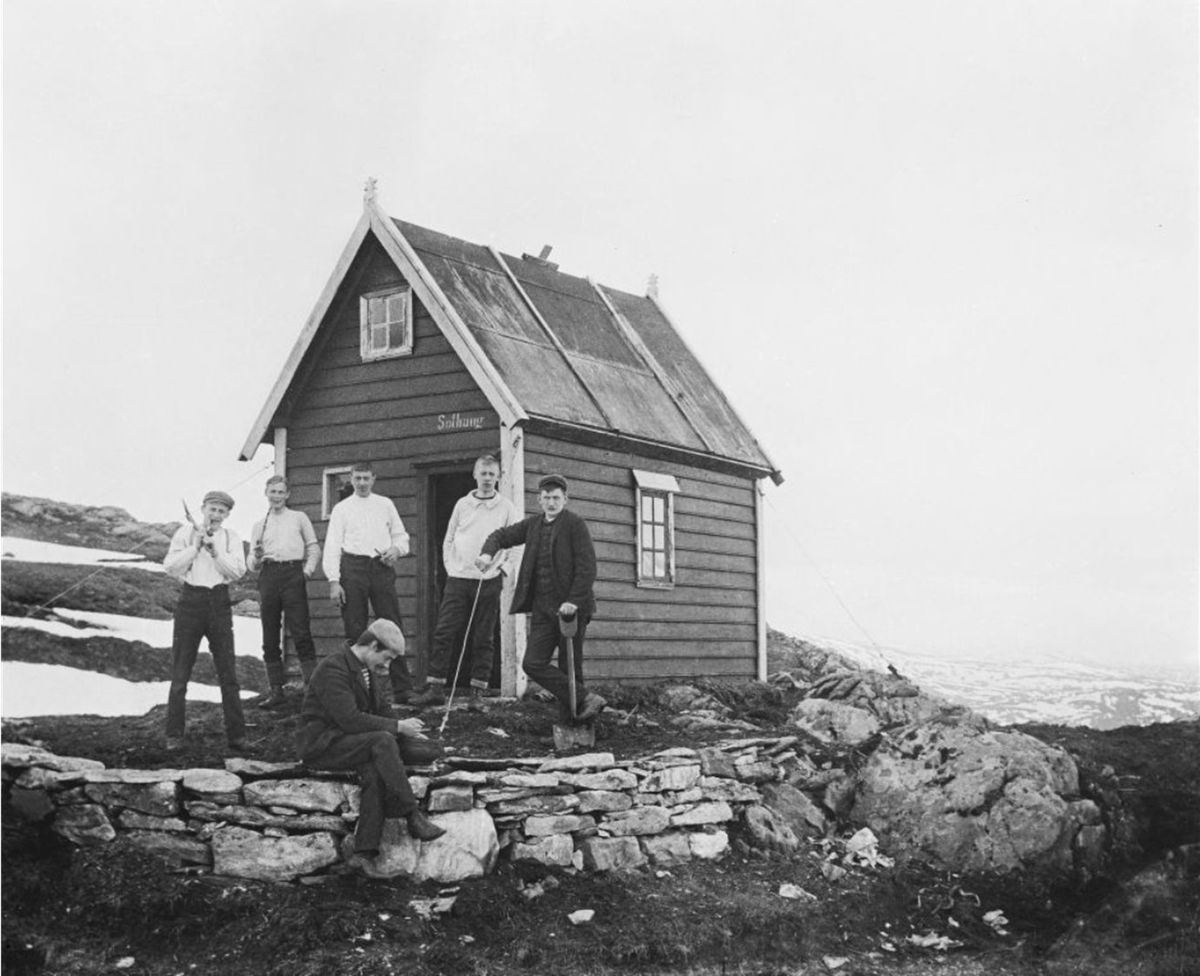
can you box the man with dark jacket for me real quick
[476,474,606,723]
[297,620,445,872]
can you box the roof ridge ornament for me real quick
[363,177,378,205]
[647,273,659,299]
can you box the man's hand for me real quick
[378,545,404,567]
[329,581,345,605]
[474,553,493,573]
[395,717,428,739]
[559,602,578,616]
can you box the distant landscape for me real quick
[805,635,1199,731]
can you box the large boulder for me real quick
[790,699,880,746]
[358,810,499,882]
[851,722,1081,872]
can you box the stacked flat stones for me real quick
[1,738,810,883]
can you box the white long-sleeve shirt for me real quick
[163,523,246,587]
[322,493,410,582]
[442,491,518,579]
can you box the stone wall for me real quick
[1,720,1113,883]
[2,738,813,884]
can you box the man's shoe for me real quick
[227,738,256,754]
[466,687,487,712]
[164,736,185,753]
[346,849,389,879]
[405,809,446,842]
[258,687,287,710]
[577,693,608,722]
[409,687,447,708]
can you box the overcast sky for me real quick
[4,1,1196,674]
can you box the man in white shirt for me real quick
[322,462,414,701]
[412,455,517,707]
[162,489,249,753]
[247,475,321,707]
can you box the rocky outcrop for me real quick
[2,493,178,561]
[851,722,1087,872]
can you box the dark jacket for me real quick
[296,645,395,761]
[481,507,596,617]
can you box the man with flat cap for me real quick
[476,473,606,724]
[298,619,446,873]
[163,489,249,753]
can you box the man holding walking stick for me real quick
[411,455,517,708]
[475,473,605,724]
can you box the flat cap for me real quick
[537,473,569,493]
[202,490,235,510]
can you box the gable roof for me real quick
[241,198,781,483]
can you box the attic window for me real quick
[360,287,413,361]
[633,470,680,588]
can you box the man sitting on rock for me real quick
[297,619,446,872]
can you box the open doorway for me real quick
[424,470,503,691]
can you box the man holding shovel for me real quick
[247,475,321,707]
[476,474,605,724]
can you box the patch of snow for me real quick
[2,609,263,655]
[0,537,163,572]
[1,661,255,718]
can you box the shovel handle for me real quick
[564,633,577,720]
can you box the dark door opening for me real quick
[425,470,503,690]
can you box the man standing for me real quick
[322,462,415,701]
[412,455,518,708]
[247,475,321,707]
[477,474,606,723]
[163,490,249,753]
[298,619,445,874]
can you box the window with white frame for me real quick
[322,466,354,519]
[633,469,680,587]
[360,287,413,361]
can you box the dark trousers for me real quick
[428,576,502,688]
[166,584,246,742]
[339,554,412,695]
[302,730,416,855]
[524,608,589,720]
[258,562,315,664]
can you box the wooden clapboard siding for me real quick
[589,655,757,680]
[280,236,498,658]
[520,431,759,679]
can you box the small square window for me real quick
[360,287,413,361]
[322,466,354,519]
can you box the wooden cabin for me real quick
[239,185,781,695]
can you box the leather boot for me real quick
[260,661,287,709]
[299,656,316,686]
[405,808,446,842]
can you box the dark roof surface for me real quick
[395,219,777,475]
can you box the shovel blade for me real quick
[552,721,596,751]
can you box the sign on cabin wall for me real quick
[436,412,488,432]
